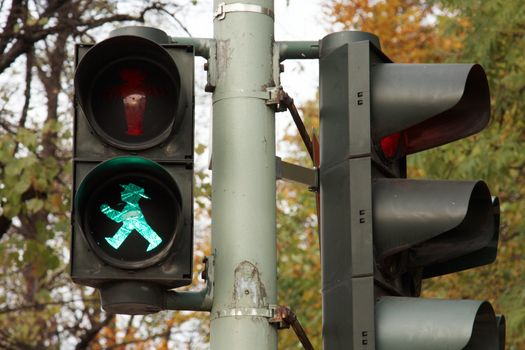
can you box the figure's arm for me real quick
[100,204,124,222]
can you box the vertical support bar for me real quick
[211,1,277,349]
[320,32,379,349]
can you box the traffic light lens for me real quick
[75,34,186,151]
[87,174,176,265]
[76,157,182,269]
[119,68,147,136]
[91,59,179,147]
[379,132,407,159]
[380,132,401,158]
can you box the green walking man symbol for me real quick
[100,183,163,252]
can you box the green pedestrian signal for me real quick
[76,157,182,269]
[101,183,163,252]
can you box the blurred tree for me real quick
[328,0,461,62]
[276,97,321,349]
[415,1,525,348]
[0,1,209,348]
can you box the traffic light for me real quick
[319,31,504,349]
[71,26,194,314]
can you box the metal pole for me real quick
[277,41,320,61]
[211,1,277,349]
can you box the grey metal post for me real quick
[211,1,277,349]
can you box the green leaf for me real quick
[35,288,51,303]
[43,119,62,134]
[26,198,44,213]
[16,128,38,150]
[3,203,21,219]
[37,17,49,26]
[12,172,31,194]
[4,160,23,177]
[0,136,16,162]
[46,254,60,270]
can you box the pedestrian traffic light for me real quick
[71,26,194,314]
[319,31,503,349]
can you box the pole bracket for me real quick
[270,306,314,350]
[266,86,287,112]
[276,157,318,191]
[214,2,275,21]
[211,304,278,320]
[164,255,215,312]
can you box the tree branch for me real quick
[75,314,115,350]
[19,46,33,128]
[0,0,24,56]
[0,298,99,314]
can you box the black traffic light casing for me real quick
[319,31,503,349]
[71,27,194,314]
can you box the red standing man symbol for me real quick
[119,69,147,136]
[105,68,164,136]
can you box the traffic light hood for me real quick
[422,196,500,278]
[371,63,490,155]
[373,179,499,277]
[376,297,498,350]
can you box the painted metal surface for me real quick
[210,0,277,349]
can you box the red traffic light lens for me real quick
[379,132,407,159]
[91,59,179,147]
[75,35,185,151]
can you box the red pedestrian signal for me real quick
[75,33,186,150]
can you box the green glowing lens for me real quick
[100,182,162,252]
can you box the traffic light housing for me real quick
[319,31,503,349]
[71,27,194,314]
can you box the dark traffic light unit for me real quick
[319,31,504,349]
[71,27,194,314]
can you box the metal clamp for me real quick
[214,2,275,21]
[211,304,278,320]
[266,86,287,112]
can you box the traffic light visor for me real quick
[372,64,490,156]
[373,179,497,275]
[376,297,498,350]
[75,157,183,269]
[75,36,183,150]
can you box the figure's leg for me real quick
[105,225,133,249]
[136,222,163,251]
